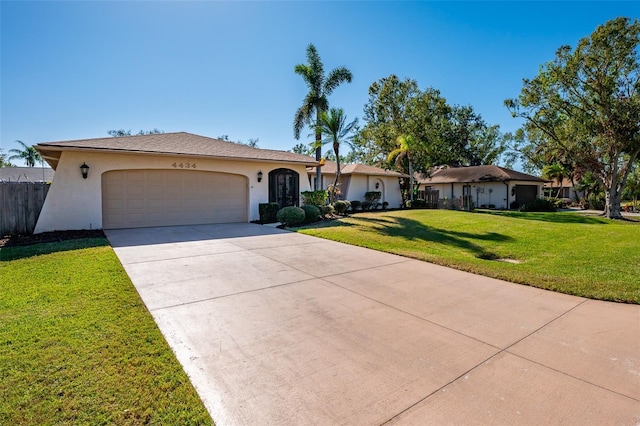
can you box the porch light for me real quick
[257,170,263,182]
[80,162,90,179]
[375,182,380,189]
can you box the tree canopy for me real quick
[108,129,164,137]
[0,148,14,167]
[355,74,506,180]
[505,17,640,219]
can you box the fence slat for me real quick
[0,182,50,236]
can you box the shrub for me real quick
[319,204,335,217]
[585,192,605,210]
[411,199,426,208]
[301,205,321,223]
[382,201,389,210]
[301,190,328,206]
[519,198,557,212]
[350,200,361,211]
[343,200,351,210]
[361,201,372,210]
[510,200,520,210]
[258,202,280,223]
[276,206,306,227]
[333,200,348,215]
[364,191,382,203]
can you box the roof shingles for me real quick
[36,132,318,165]
[417,165,545,184]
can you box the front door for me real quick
[269,168,299,208]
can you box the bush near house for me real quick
[333,200,348,215]
[277,206,306,227]
[301,190,328,207]
[350,200,362,211]
[301,205,321,224]
[319,204,335,218]
[258,202,280,223]
[364,191,381,203]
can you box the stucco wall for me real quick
[307,173,403,208]
[346,175,404,208]
[34,150,311,233]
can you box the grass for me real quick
[0,239,212,425]
[298,209,640,304]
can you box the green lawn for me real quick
[0,239,212,425]
[298,209,640,304]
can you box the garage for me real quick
[102,169,248,229]
[515,184,539,206]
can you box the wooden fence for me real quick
[1,182,50,236]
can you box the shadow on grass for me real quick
[303,215,512,260]
[0,238,110,262]
[475,210,617,224]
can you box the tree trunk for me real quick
[603,172,624,219]
[331,145,340,204]
[315,112,322,191]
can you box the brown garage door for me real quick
[102,169,248,229]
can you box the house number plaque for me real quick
[171,163,196,169]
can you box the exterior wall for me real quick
[345,175,404,209]
[419,180,544,210]
[306,173,404,208]
[35,150,311,233]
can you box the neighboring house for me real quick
[416,165,546,210]
[307,161,407,208]
[544,177,584,201]
[0,166,54,183]
[33,132,317,233]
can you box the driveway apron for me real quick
[105,224,640,425]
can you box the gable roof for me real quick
[0,166,54,183]
[307,161,408,177]
[417,165,545,184]
[35,132,318,169]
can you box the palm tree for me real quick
[8,140,41,167]
[317,108,358,203]
[294,43,352,190]
[388,135,417,203]
[542,163,566,198]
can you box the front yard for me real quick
[0,239,212,425]
[298,209,640,304]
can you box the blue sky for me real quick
[1,1,637,167]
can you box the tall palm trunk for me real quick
[331,142,341,204]
[315,110,322,191]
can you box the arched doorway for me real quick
[269,168,299,208]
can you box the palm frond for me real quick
[324,67,353,95]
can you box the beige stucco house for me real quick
[416,165,546,210]
[34,132,317,232]
[307,161,407,208]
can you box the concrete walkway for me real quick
[106,224,640,425]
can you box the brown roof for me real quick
[417,165,545,184]
[544,177,574,188]
[307,161,407,177]
[35,132,318,169]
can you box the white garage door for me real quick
[102,169,248,229]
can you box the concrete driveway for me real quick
[105,224,640,425]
